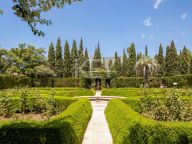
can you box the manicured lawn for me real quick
[0,87,95,97]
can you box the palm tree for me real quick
[135,56,159,87]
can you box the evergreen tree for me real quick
[127,43,136,76]
[180,46,190,74]
[137,52,142,61]
[48,42,55,70]
[165,41,178,76]
[78,38,85,77]
[55,38,63,77]
[71,40,78,77]
[83,48,90,73]
[113,52,121,76]
[63,40,71,77]
[157,44,164,76]
[178,50,182,74]
[122,49,128,77]
[145,45,148,56]
[92,43,102,70]
[108,59,113,71]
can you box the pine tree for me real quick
[127,43,136,76]
[55,38,63,77]
[63,40,71,77]
[122,49,128,77]
[78,38,85,77]
[165,41,178,76]
[157,44,164,76]
[113,52,121,76]
[180,46,190,74]
[48,42,55,70]
[71,40,78,77]
[145,45,148,56]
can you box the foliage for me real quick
[0,92,13,117]
[113,52,121,77]
[55,38,63,77]
[165,41,178,76]
[105,99,192,144]
[127,43,136,76]
[19,88,30,113]
[92,43,102,70]
[63,40,71,77]
[180,46,190,74]
[157,44,164,76]
[0,98,92,144]
[139,88,192,122]
[121,49,129,77]
[48,42,55,70]
[71,40,78,77]
[34,65,55,78]
[78,38,85,77]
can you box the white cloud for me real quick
[181,13,187,20]
[143,17,152,27]
[141,33,145,39]
[154,0,163,9]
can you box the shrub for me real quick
[0,98,92,144]
[105,99,192,144]
[54,78,80,87]
[0,93,13,117]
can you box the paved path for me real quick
[82,100,113,144]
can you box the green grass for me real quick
[0,87,95,97]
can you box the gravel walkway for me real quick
[82,101,113,144]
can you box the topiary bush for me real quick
[0,98,92,144]
[105,99,192,144]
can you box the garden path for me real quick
[82,100,113,144]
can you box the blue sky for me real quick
[0,0,192,57]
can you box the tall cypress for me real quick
[108,59,113,71]
[127,43,136,76]
[157,44,164,76]
[55,38,63,77]
[71,40,78,77]
[180,46,190,74]
[83,48,90,73]
[63,40,71,78]
[165,41,178,76]
[145,45,148,56]
[78,38,85,77]
[113,52,121,76]
[92,43,102,70]
[48,42,55,70]
[122,49,128,77]
[137,52,142,61]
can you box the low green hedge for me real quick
[105,99,192,144]
[0,98,92,144]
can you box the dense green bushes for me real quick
[105,99,192,144]
[0,98,92,144]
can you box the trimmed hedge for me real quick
[105,99,192,144]
[0,75,32,89]
[0,98,92,144]
[54,78,80,87]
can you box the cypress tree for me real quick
[63,40,71,78]
[127,43,136,76]
[137,52,142,61]
[55,38,63,77]
[122,49,128,77]
[48,42,55,70]
[71,40,78,77]
[180,46,190,74]
[78,38,85,77]
[165,41,178,76]
[157,44,164,76]
[113,52,121,76]
[83,48,90,73]
[92,43,102,70]
[145,45,148,56]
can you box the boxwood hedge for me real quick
[0,98,92,144]
[105,99,192,144]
